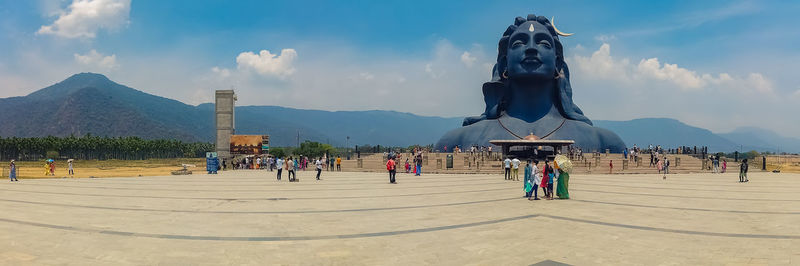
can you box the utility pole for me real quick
[296,130,300,147]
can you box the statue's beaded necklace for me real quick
[497,115,566,140]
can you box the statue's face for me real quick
[506,21,557,81]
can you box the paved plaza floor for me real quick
[0,170,799,265]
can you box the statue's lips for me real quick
[520,58,541,67]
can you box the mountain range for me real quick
[1,73,798,153]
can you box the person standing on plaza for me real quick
[739,159,749,182]
[663,156,670,179]
[722,160,727,173]
[554,155,571,199]
[540,160,551,199]
[387,155,397,184]
[609,160,613,174]
[415,152,423,176]
[405,158,410,173]
[288,157,297,182]
[503,157,512,180]
[67,159,74,177]
[336,156,342,171]
[546,162,555,200]
[9,160,18,182]
[712,155,719,174]
[315,157,323,180]
[657,157,663,175]
[523,160,533,198]
[529,160,540,200]
[511,157,521,181]
[276,157,284,180]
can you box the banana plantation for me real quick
[0,135,213,161]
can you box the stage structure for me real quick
[230,135,270,155]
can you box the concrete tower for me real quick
[215,90,236,160]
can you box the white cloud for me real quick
[570,43,774,94]
[791,89,800,100]
[594,35,616,42]
[570,43,632,84]
[235,49,297,78]
[565,42,799,137]
[424,62,442,78]
[460,51,476,67]
[37,0,131,39]
[636,57,705,90]
[74,49,118,70]
[211,67,231,78]
[358,72,374,80]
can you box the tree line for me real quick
[0,135,213,161]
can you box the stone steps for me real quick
[338,153,715,174]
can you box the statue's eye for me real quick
[538,40,552,48]
[512,40,524,47]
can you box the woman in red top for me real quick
[387,156,397,184]
[541,160,550,198]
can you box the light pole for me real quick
[346,136,350,159]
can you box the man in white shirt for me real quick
[530,160,541,200]
[315,158,323,180]
[276,157,284,180]
[503,157,512,180]
[511,157,521,181]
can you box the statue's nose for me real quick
[525,45,538,55]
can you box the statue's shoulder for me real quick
[442,119,494,138]
[560,120,626,151]
[592,125,626,151]
[436,119,503,150]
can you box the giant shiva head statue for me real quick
[465,14,592,126]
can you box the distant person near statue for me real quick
[435,14,625,152]
[387,156,397,184]
[316,157,323,180]
[68,159,75,177]
[739,159,749,183]
[8,160,18,182]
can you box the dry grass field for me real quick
[765,155,800,173]
[1,158,207,179]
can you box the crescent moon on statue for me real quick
[551,17,574,37]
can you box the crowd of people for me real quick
[4,143,756,187]
[627,143,749,182]
[385,147,426,183]
[503,155,571,200]
[443,145,496,160]
[221,154,346,182]
[229,155,343,173]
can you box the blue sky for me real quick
[1,0,800,137]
